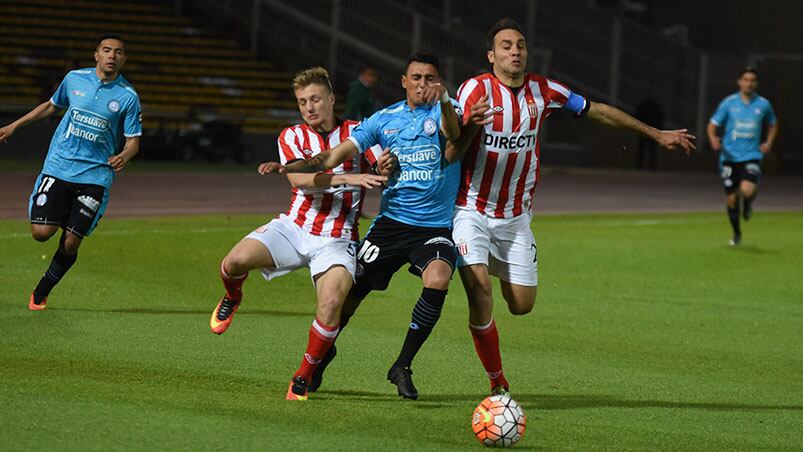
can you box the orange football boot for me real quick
[285,376,309,401]
[210,296,240,334]
[28,293,47,311]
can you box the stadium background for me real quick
[1,0,802,174]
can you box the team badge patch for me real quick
[423,118,437,136]
[107,99,120,113]
[528,102,538,117]
[35,194,48,206]
[457,242,469,256]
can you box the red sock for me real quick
[294,318,339,382]
[470,319,509,390]
[220,260,247,301]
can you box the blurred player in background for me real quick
[208,67,387,400]
[707,67,778,246]
[450,18,696,395]
[0,34,141,310]
[262,54,462,400]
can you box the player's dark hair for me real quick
[98,33,125,49]
[739,66,758,78]
[486,18,525,51]
[406,53,440,73]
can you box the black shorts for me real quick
[720,160,761,194]
[29,174,109,238]
[350,215,457,299]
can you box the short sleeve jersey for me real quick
[347,99,461,228]
[277,119,381,241]
[456,73,586,218]
[710,93,777,163]
[45,68,142,188]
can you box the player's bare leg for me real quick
[460,264,510,394]
[740,180,758,221]
[211,238,274,334]
[726,192,741,246]
[30,228,82,310]
[500,282,536,315]
[388,259,452,400]
[287,265,350,400]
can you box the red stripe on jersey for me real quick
[475,150,498,213]
[511,149,532,216]
[457,131,483,207]
[311,193,334,235]
[493,151,519,218]
[331,190,352,239]
[294,194,315,228]
[510,88,521,132]
[490,81,504,132]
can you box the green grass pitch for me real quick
[1,211,801,450]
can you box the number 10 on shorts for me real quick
[357,240,380,263]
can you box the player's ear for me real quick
[487,50,494,65]
[401,74,407,89]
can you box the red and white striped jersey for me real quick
[277,119,380,241]
[456,73,587,218]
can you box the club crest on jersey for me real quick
[423,118,437,136]
[107,99,120,113]
[36,194,48,206]
[528,102,538,117]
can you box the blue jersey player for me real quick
[262,54,462,399]
[0,34,142,310]
[707,67,778,246]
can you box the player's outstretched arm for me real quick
[587,101,696,154]
[445,94,491,163]
[0,101,58,144]
[108,136,140,172]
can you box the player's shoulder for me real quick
[115,74,140,99]
[374,100,406,118]
[279,122,306,137]
[722,93,739,104]
[62,68,93,83]
[755,95,773,107]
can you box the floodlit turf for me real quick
[1,211,801,450]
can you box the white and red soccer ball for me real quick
[471,395,527,447]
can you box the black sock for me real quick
[393,288,447,369]
[727,206,741,236]
[33,248,77,302]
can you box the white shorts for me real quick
[452,207,537,286]
[245,216,357,283]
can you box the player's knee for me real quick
[505,289,536,316]
[61,235,82,255]
[508,300,534,316]
[422,260,453,290]
[223,253,250,275]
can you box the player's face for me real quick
[295,83,335,130]
[738,72,758,96]
[402,62,440,106]
[94,39,126,75]
[488,29,527,78]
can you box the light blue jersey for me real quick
[45,68,142,188]
[710,93,776,163]
[348,99,461,228]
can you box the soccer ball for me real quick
[471,395,526,447]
